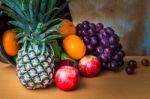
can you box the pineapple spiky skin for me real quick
[17,44,54,89]
[1,0,70,89]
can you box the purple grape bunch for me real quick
[76,21,125,71]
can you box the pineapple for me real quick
[0,0,70,89]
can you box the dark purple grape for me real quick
[76,24,83,30]
[125,66,135,75]
[107,56,113,62]
[89,23,96,30]
[87,44,94,52]
[117,43,122,51]
[83,36,90,44]
[82,21,90,25]
[118,50,125,58]
[118,60,124,66]
[102,62,108,69]
[109,36,117,44]
[77,30,82,35]
[113,54,121,61]
[141,59,149,66]
[108,61,118,71]
[88,29,95,36]
[96,46,103,54]
[104,27,115,35]
[100,54,108,62]
[82,29,88,36]
[98,32,103,39]
[101,39,109,48]
[83,24,90,30]
[104,48,112,56]
[128,60,137,68]
[96,23,103,32]
[100,29,110,38]
[110,44,118,49]
[114,34,120,41]
[90,36,98,46]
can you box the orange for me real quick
[63,35,86,60]
[2,31,19,56]
[58,19,76,38]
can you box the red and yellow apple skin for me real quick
[79,55,101,77]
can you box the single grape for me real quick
[104,27,115,35]
[128,60,137,68]
[90,36,98,46]
[96,46,103,54]
[101,30,110,38]
[82,29,88,36]
[77,30,82,36]
[110,44,118,49]
[82,21,90,25]
[114,34,120,41]
[117,43,122,51]
[83,24,90,30]
[88,29,95,36]
[101,62,107,68]
[109,36,117,44]
[100,54,108,62]
[109,61,118,71]
[118,50,125,58]
[76,24,83,30]
[101,39,109,48]
[125,66,135,75]
[87,44,94,52]
[83,36,90,44]
[96,23,103,32]
[118,60,124,66]
[107,56,113,62]
[98,32,103,39]
[104,48,112,56]
[89,23,96,30]
[113,54,121,61]
[141,59,149,66]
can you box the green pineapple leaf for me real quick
[49,40,61,62]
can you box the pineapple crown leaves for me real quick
[0,0,70,31]
[16,21,64,55]
[0,0,70,55]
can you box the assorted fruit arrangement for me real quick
[0,0,149,91]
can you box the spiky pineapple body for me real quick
[17,44,54,89]
[1,0,70,89]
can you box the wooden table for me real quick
[0,56,150,99]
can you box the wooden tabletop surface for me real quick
[0,56,150,99]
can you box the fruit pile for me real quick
[0,0,149,91]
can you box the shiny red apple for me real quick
[79,55,101,77]
[54,66,79,91]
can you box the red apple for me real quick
[54,66,79,91]
[79,55,101,77]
